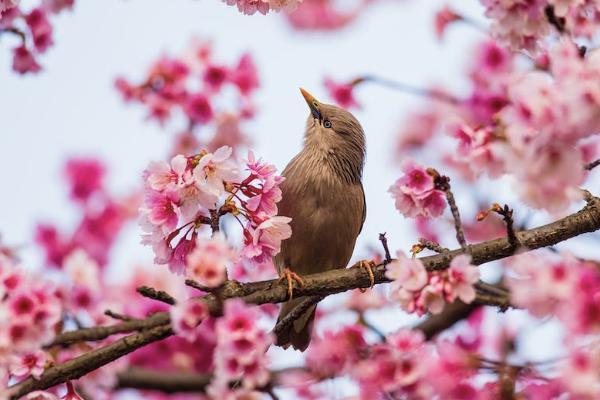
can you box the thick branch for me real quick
[48,312,170,347]
[204,196,600,311]
[8,325,173,400]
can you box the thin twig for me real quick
[418,238,449,253]
[137,286,176,305]
[185,279,218,293]
[429,169,468,251]
[104,310,133,321]
[585,158,600,171]
[378,232,392,264]
[356,75,461,105]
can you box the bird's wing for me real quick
[359,183,366,234]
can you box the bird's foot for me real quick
[352,259,376,292]
[278,268,305,300]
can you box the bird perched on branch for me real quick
[274,88,374,351]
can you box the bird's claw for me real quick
[278,268,305,300]
[352,259,376,292]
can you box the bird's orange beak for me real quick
[300,88,322,120]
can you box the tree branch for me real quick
[8,325,173,400]
[205,195,600,311]
[47,312,170,347]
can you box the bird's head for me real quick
[299,88,366,179]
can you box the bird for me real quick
[274,88,373,351]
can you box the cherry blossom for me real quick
[388,162,447,218]
[386,252,479,316]
[186,233,236,287]
[323,77,360,109]
[210,299,272,393]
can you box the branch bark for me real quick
[8,325,173,400]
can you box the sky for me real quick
[1,0,569,398]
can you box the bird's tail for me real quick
[275,299,317,352]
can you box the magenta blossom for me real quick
[389,162,446,219]
[324,77,360,109]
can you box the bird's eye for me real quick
[323,119,332,128]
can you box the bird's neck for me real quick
[300,141,364,185]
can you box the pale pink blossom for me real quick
[0,0,18,15]
[193,146,239,205]
[242,216,292,264]
[389,162,446,219]
[186,233,236,287]
[145,155,189,191]
[9,350,48,379]
[170,298,209,341]
[447,255,480,303]
[62,249,100,291]
[386,252,428,292]
[211,299,272,392]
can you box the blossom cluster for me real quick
[115,41,259,156]
[385,252,480,316]
[480,0,600,52]
[388,162,446,219]
[35,157,133,268]
[507,251,600,335]
[0,0,73,74]
[0,253,61,391]
[141,147,290,281]
[389,37,600,212]
[209,299,272,397]
[223,0,302,15]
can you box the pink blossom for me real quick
[144,190,179,230]
[192,146,239,207]
[62,249,100,290]
[12,45,41,74]
[211,299,272,392]
[306,325,367,377]
[183,92,214,124]
[203,64,229,91]
[242,215,292,264]
[230,53,259,95]
[434,5,462,40]
[9,350,48,379]
[42,0,74,14]
[560,348,600,397]
[25,8,53,53]
[447,255,480,303]
[386,251,428,292]
[451,125,506,178]
[0,0,18,15]
[63,158,105,203]
[286,0,360,31]
[170,298,209,341]
[323,77,359,109]
[145,154,189,192]
[389,162,446,219]
[186,233,236,287]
